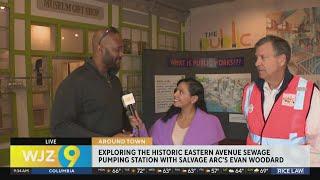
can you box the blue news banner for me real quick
[9,138,314,175]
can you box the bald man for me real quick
[51,27,130,137]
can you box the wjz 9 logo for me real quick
[58,145,91,167]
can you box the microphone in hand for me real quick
[121,93,143,130]
[122,93,136,118]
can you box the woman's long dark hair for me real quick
[161,77,207,122]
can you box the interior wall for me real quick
[185,0,320,51]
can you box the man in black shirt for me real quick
[51,27,130,137]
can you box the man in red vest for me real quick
[242,35,320,166]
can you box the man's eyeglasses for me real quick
[98,27,119,45]
[98,28,111,45]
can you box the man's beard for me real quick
[103,51,120,76]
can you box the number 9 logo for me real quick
[58,146,80,167]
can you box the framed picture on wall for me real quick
[123,39,132,54]
[32,57,49,92]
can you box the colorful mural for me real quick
[267,7,320,75]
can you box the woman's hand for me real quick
[113,129,134,137]
[128,110,143,129]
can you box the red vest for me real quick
[242,76,314,145]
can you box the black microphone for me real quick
[121,93,136,118]
[122,93,140,136]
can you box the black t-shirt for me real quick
[51,58,129,137]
